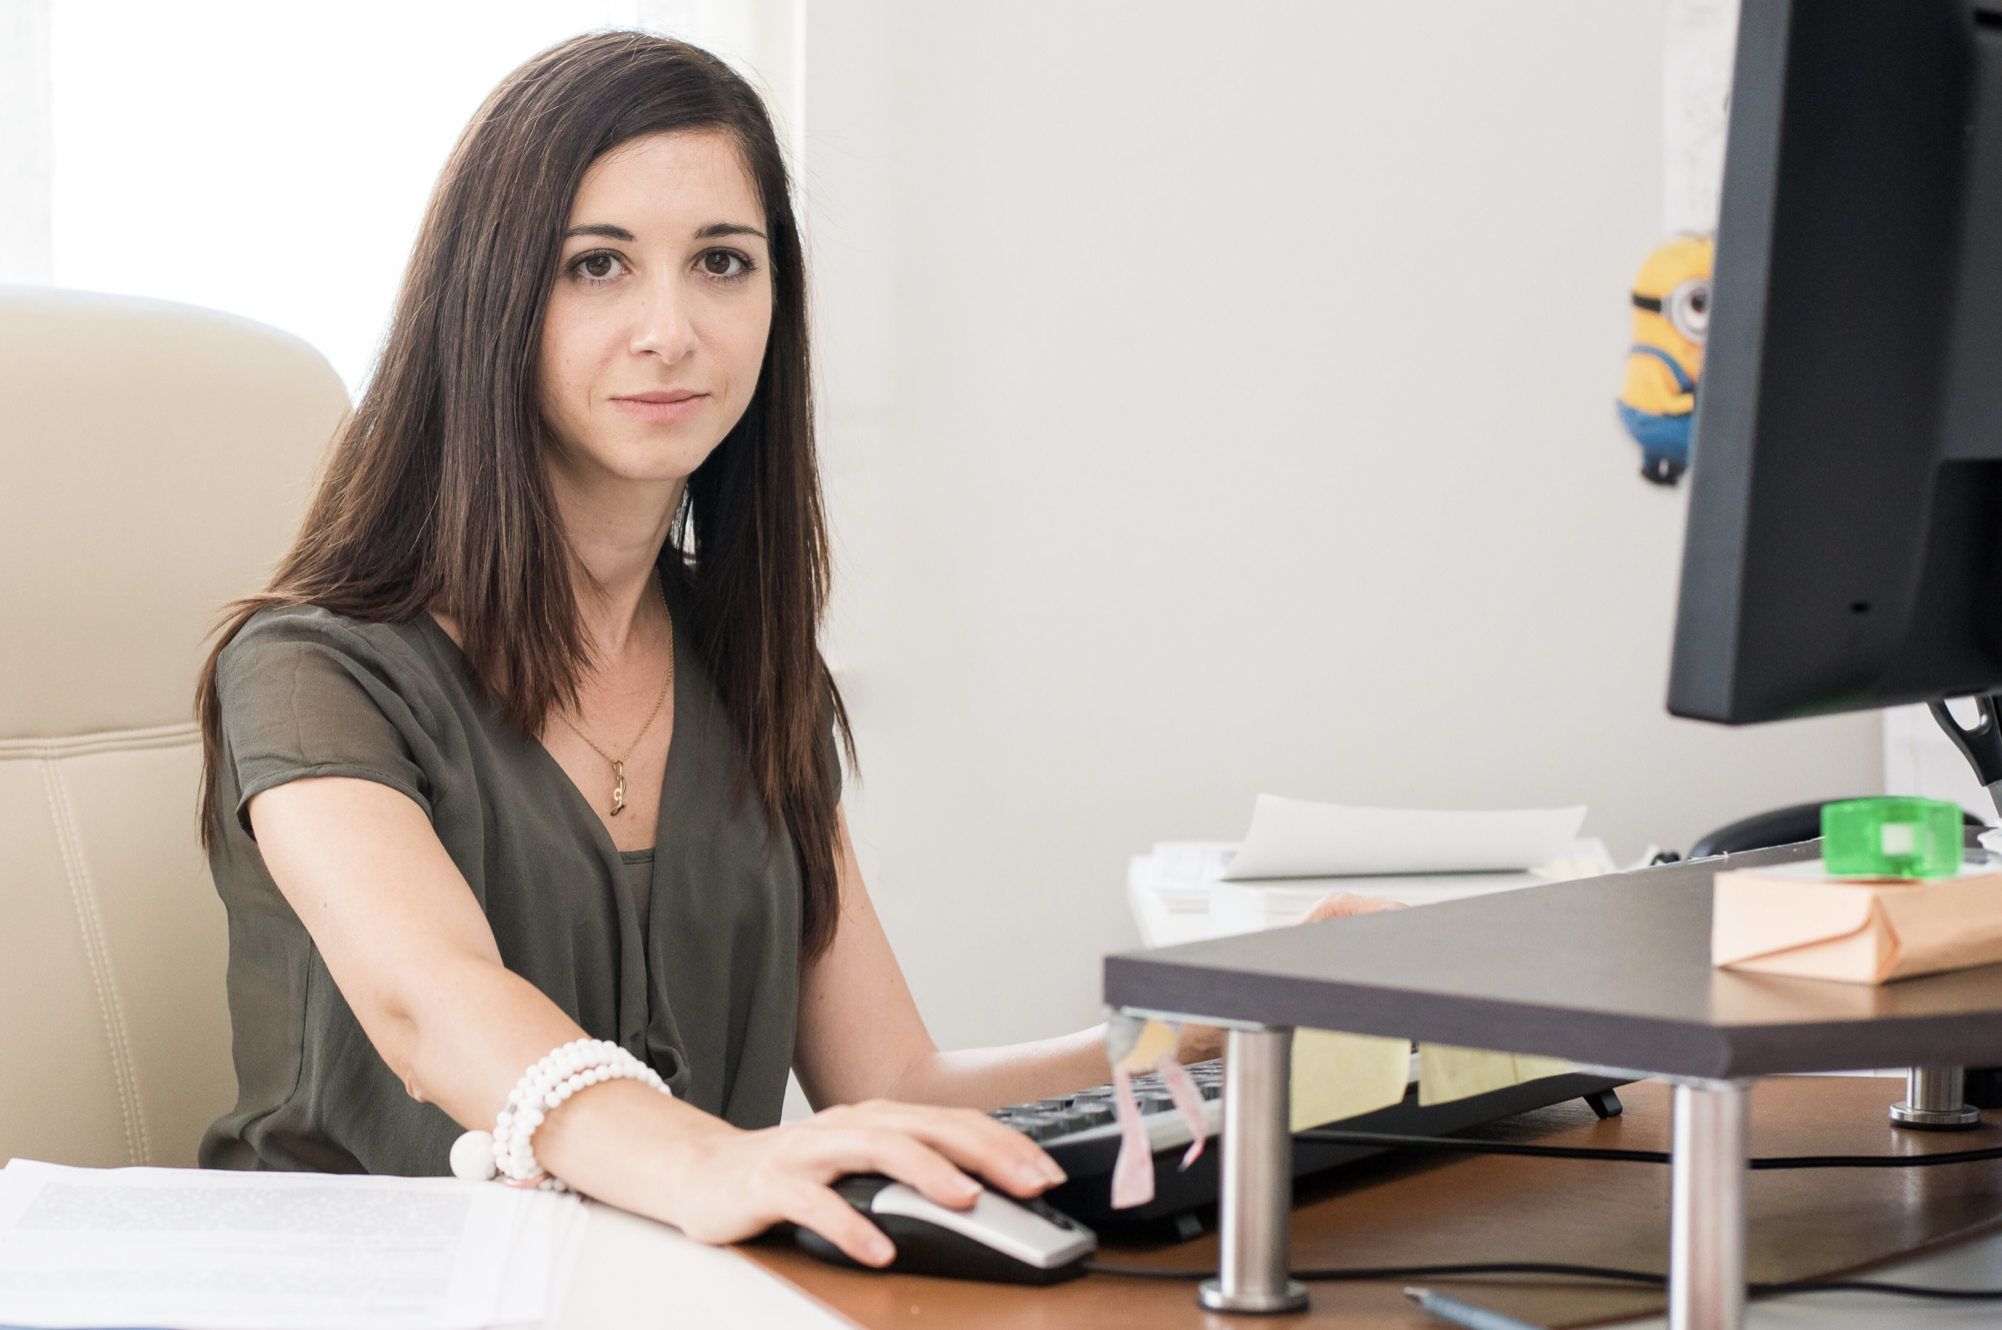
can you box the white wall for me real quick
[1885,704,1996,823]
[802,1,1882,1053]
[0,0,52,283]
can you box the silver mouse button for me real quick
[869,1183,1096,1269]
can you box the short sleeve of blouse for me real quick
[216,610,434,835]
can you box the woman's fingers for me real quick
[771,1116,1005,1264]
[852,1102,1064,1199]
[781,1178,896,1267]
[1302,890,1407,923]
[692,1100,1071,1268]
[817,1124,984,1211]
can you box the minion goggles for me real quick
[1633,278,1712,345]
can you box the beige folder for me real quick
[1712,860,2002,985]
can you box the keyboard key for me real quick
[1060,1103,1115,1130]
[1001,1111,1066,1142]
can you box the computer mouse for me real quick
[794,1173,1096,1285]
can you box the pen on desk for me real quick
[1403,1286,1548,1330]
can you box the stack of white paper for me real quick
[0,1159,586,1330]
[1126,796,1610,949]
[1220,795,1588,880]
[1136,841,1239,910]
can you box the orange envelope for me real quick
[1712,859,2002,985]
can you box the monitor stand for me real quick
[1883,700,2002,1130]
[1930,695,2002,817]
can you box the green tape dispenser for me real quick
[1821,796,1964,879]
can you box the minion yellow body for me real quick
[1618,235,1713,485]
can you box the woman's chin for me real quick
[553,436,720,491]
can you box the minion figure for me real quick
[1618,235,1713,485]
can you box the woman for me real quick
[197,31,1382,1265]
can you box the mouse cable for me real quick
[1290,1127,2002,1170]
[1084,1259,1657,1284]
[1082,1260,2002,1299]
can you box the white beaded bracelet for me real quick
[449,1038,673,1191]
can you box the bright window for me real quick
[47,0,796,392]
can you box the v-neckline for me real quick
[417,607,677,865]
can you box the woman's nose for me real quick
[629,285,698,363]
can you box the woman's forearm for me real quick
[880,1025,1112,1110]
[251,777,737,1211]
[878,1017,1227,1110]
[390,954,590,1126]
[398,956,737,1223]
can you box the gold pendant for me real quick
[610,760,626,817]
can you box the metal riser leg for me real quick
[1198,1027,1309,1314]
[1891,1065,1981,1130]
[1670,1081,1747,1330]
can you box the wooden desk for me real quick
[735,1077,2002,1329]
[1100,844,2002,1325]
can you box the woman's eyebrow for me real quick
[562,222,765,242]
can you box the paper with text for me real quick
[0,1159,581,1330]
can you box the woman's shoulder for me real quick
[225,601,432,657]
[218,603,454,698]
[211,604,455,827]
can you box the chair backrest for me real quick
[0,286,347,1167]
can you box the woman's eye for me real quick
[699,249,749,278]
[573,252,624,282]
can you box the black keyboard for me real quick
[990,1058,1626,1229]
[988,1059,1225,1144]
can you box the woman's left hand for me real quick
[1176,1022,1226,1063]
[1175,890,1407,1062]
[1301,890,1407,923]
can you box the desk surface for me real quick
[1104,842,2002,1078]
[568,1077,2002,1328]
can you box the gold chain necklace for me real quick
[557,584,674,817]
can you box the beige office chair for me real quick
[0,286,347,1167]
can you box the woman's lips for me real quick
[612,391,708,424]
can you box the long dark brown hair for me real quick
[197,31,852,959]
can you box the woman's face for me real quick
[538,130,774,490]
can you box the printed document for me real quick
[0,1159,583,1330]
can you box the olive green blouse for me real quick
[199,585,819,1176]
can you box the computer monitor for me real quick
[1667,0,2002,748]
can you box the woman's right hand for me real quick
[658,1098,1067,1266]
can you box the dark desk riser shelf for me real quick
[1105,841,2002,1078]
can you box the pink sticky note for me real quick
[1154,1053,1208,1171]
[1109,1065,1155,1209]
